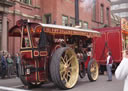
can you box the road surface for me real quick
[0,75,124,91]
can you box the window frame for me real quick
[20,0,32,5]
[92,0,96,21]
[43,14,52,24]
[83,21,88,29]
[62,15,68,26]
[70,17,75,27]
[21,25,32,49]
[106,8,110,25]
[100,4,104,23]
[79,20,82,27]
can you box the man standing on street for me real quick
[106,51,113,81]
[15,53,21,77]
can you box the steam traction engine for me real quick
[9,19,100,89]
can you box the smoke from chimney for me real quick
[80,0,93,12]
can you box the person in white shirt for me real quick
[115,49,128,91]
[106,52,113,81]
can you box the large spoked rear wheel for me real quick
[50,47,79,89]
[87,59,99,81]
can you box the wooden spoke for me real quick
[60,68,65,74]
[66,55,74,64]
[61,71,66,80]
[58,49,79,88]
[67,71,71,78]
[61,57,66,64]
[89,60,99,81]
[64,76,68,83]
[64,54,68,61]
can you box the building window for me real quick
[83,22,88,29]
[100,4,104,23]
[106,8,109,25]
[92,0,96,21]
[70,17,75,27]
[43,14,51,24]
[79,21,82,27]
[20,0,32,5]
[62,15,68,26]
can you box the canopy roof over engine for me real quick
[9,21,101,38]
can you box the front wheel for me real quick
[50,47,79,89]
[87,59,99,81]
[79,62,86,78]
[19,61,42,89]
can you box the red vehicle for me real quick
[93,18,128,73]
[9,19,100,89]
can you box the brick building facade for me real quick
[41,0,111,28]
[0,0,111,55]
[7,0,42,54]
[0,0,14,52]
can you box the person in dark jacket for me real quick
[15,53,21,77]
[1,54,7,79]
[6,54,13,78]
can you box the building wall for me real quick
[8,0,42,55]
[0,0,15,53]
[40,0,111,28]
[8,0,42,29]
[40,0,57,24]
[56,0,92,28]
[91,0,111,28]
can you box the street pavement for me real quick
[0,75,124,91]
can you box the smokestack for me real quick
[75,0,79,26]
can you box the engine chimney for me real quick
[75,0,79,26]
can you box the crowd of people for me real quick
[0,51,21,79]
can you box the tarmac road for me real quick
[0,75,124,91]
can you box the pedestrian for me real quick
[1,53,7,79]
[6,54,14,78]
[15,53,21,77]
[106,51,113,81]
[115,48,128,91]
